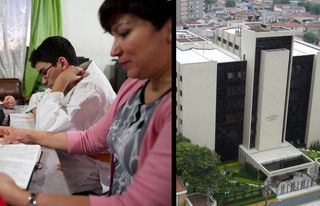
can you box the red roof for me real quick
[289,12,318,19]
[185,19,201,25]
[225,7,242,14]
[176,176,186,193]
[272,21,304,28]
[306,22,320,29]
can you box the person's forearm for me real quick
[23,129,68,152]
[8,190,90,206]
[5,188,29,206]
[37,193,90,206]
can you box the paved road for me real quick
[269,190,320,206]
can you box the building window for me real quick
[227,72,234,80]
[180,75,183,81]
[228,42,233,47]
[223,39,227,44]
[180,119,183,125]
[180,90,183,96]
[235,44,239,50]
[217,37,221,42]
[180,105,183,111]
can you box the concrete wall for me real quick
[177,61,217,150]
[306,53,320,147]
[256,49,289,151]
[241,27,257,148]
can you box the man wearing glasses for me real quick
[26,36,116,194]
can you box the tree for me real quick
[176,140,223,193]
[298,0,305,6]
[303,2,312,12]
[225,0,236,7]
[303,32,319,44]
[311,4,320,15]
[273,0,290,4]
[176,133,191,144]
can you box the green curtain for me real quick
[23,0,62,98]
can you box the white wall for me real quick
[256,49,289,151]
[178,61,217,150]
[241,28,257,149]
[306,53,320,147]
[61,0,115,78]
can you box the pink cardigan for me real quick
[67,78,172,206]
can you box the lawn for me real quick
[216,161,266,205]
[307,150,320,160]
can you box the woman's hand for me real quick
[0,126,30,144]
[0,172,27,206]
[2,95,16,109]
[0,172,18,195]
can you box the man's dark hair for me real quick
[98,0,172,33]
[29,36,78,67]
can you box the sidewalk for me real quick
[247,185,320,206]
[277,185,320,201]
[247,198,278,206]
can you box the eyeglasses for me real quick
[38,64,54,77]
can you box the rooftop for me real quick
[176,176,186,193]
[248,142,306,165]
[245,23,292,32]
[176,48,240,64]
[187,193,214,206]
[177,30,207,43]
[240,142,314,177]
[262,155,310,172]
[293,39,320,56]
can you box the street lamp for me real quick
[262,181,272,206]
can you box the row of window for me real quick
[217,37,240,50]
[227,71,245,80]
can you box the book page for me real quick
[9,113,35,129]
[0,144,41,189]
[0,159,35,189]
[0,144,41,162]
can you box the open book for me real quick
[0,144,41,189]
[9,113,35,129]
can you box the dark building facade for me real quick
[215,61,246,161]
[286,55,314,147]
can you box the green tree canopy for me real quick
[176,140,223,193]
[176,133,191,144]
[303,32,319,44]
[299,2,320,14]
[273,0,290,4]
[225,0,236,7]
[310,4,320,14]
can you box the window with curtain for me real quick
[23,0,62,98]
[0,0,31,81]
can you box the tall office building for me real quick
[176,30,246,161]
[177,0,188,23]
[188,0,205,19]
[177,23,320,194]
[176,0,205,23]
[234,24,316,193]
